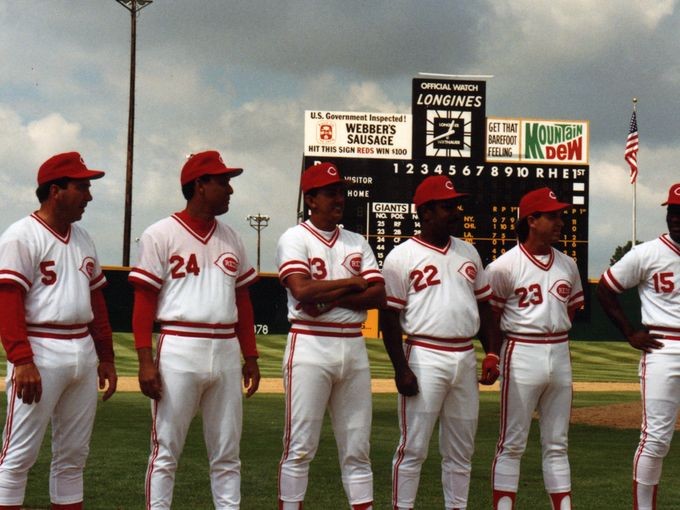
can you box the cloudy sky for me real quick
[1,0,678,278]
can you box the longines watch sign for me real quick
[304,110,412,159]
[411,78,486,160]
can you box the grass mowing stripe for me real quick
[10,392,676,509]
[0,336,644,383]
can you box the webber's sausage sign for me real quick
[304,111,412,160]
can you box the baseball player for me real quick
[128,150,260,509]
[596,182,680,510]
[276,162,385,510]
[380,176,502,510]
[0,152,117,510]
[488,187,584,510]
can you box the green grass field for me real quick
[1,336,655,509]
[104,333,641,382]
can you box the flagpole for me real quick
[632,97,637,247]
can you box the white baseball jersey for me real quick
[601,234,680,496]
[0,213,105,506]
[0,213,106,328]
[129,213,257,330]
[383,235,492,347]
[383,235,491,509]
[129,213,256,510]
[489,243,583,498]
[276,220,382,508]
[276,220,383,328]
[488,243,584,337]
[600,234,680,342]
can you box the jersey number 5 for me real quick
[40,260,57,285]
[170,254,201,279]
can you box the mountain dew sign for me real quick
[486,118,589,165]
[524,120,587,163]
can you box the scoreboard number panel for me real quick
[301,77,590,315]
[301,157,588,271]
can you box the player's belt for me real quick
[289,319,363,338]
[647,325,680,341]
[405,335,473,352]
[160,321,237,339]
[505,331,569,344]
[26,323,90,340]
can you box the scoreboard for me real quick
[301,77,590,311]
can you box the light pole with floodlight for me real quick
[246,214,270,273]
[116,0,152,266]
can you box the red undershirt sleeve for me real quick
[89,288,115,363]
[235,286,258,358]
[0,284,33,365]
[132,283,159,350]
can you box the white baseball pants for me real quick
[392,344,479,510]
[492,339,572,494]
[145,335,243,510]
[278,332,373,507]
[0,336,97,506]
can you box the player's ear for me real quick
[304,193,317,211]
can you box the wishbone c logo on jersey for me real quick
[79,257,96,278]
[549,279,572,302]
[341,252,362,275]
[215,252,239,277]
[457,261,478,283]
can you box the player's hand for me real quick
[299,301,336,317]
[348,277,369,293]
[98,361,118,401]
[14,362,42,405]
[395,366,419,396]
[627,330,664,353]
[242,357,260,398]
[479,353,500,385]
[138,360,162,401]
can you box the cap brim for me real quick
[303,178,352,193]
[70,169,105,180]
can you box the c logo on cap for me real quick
[327,166,338,176]
[445,181,454,190]
[674,187,680,197]
[549,191,557,199]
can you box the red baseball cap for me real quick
[661,183,680,206]
[301,162,349,193]
[37,152,105,186]
[180,150,243,185]
[413,176,468,207]
[518,187,570,219]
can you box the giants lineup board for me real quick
[302,77,590,310]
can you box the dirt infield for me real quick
[112,377,640,394]
[5,377,657,430]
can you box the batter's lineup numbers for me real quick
[391,162,587,180]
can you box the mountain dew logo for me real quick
[524,121,587,163]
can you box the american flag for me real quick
[624,110,639,184]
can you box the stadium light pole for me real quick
[116,0,153,266]
[246,213,271,273]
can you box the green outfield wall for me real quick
[104,268,641,342]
